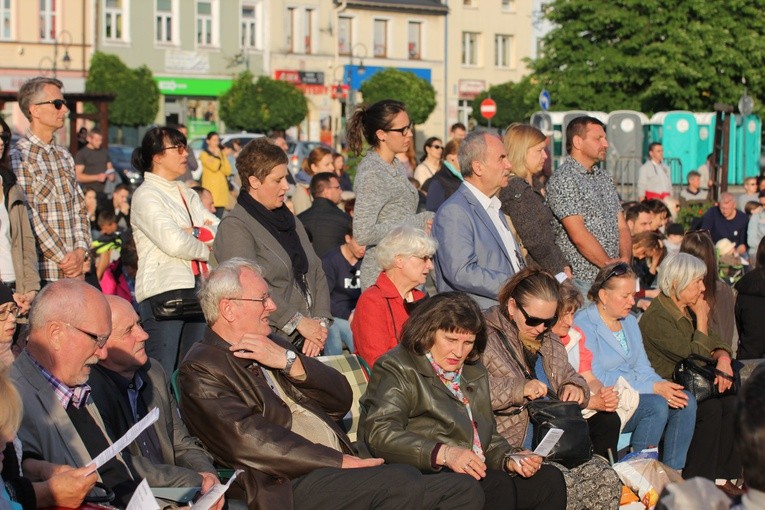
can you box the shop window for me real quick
[408,22,421,60]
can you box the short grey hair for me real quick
[458,131,491,178]
[375,225,437,271]
[17,76,63,121]
[657,252,706,300]
[198,258,264,325]
[719,192,735,204]
[28,279,94,334]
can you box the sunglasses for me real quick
[604,262,629,281]
[34,99,68,110]
[0,132,10,144]
[386,122,414,136]
[160,144,188,155]
[515,300,558,329]
[429,144,443,150]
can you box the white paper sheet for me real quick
[86,407,160,475]
[191,470,244,510]
[126,479,160,510]
[532,427,564,458]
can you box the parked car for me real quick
[287,140,333,177]
[188,131,265,181]
[107,144,143,191]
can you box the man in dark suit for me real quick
[88,295,224,509]
[297,172,351,258]
[433,131,525,309]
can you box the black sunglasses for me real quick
[604,262,629,281]
[515,300,558,329]
[429,144,443,150]
[34,99,68,110]
[0,131,10,144]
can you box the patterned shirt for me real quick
[546,156,621,283]
[11,130,91,281]
[28,351,91,409]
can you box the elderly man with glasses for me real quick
[11,77,91,284]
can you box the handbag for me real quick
[494,330,593,468]
[672,353,742,403]
[149,287,203,321]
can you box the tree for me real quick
[530,1,765,116]
[471,76,539,128]
[359,68,437,125]
[219,72,308,132]
[85,52,160,126]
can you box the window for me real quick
[373,19,387,58]
[495,34,512,68]
[408,22,421,60]
[501,0,514,11]
[462,32,479,66]
[1,0,11,40]
[304,8,313,54]
[196,0,214,46]
[155,0,173,43]
[285,7,295,52]
[104,0,127,42]
[40,0,56,41]
[457,99,473,128]
[241,2,259,49]
[338,16,352,55]
[463,0,477,6]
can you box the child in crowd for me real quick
[192,185,216,215]
[737,176,759,210]
[716,238,746,284]
[663,223,684,254]
[679,170,708,204]
[642,198,672,233]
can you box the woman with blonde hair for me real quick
[498,124,571,277]
[293,146,334,215]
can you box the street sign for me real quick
[480,98,497,120]
[539,89,551,111]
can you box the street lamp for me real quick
[345,43,367,118]
[39,29,72,77]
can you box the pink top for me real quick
[558,325,593,373]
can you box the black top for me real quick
[321,247,362,319]
[298,197,352,259]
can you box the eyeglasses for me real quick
[33,99,68,110]
[0,304,19,321]
[63,322,110,348]
[412,255,433,262]
[430,145,443,150]
[160,144,188,155]
[515,300,558,329]
[0,132,10,145]
[604,262,629,282]
[227,292,273,305]
[386,122,414,136]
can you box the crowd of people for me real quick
[1,76,764,510]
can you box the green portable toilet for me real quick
[694,113,739,185]
[648,112,698,186]
[737,114,761,182]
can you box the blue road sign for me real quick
[539,89,551,111]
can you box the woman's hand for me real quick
[712,351,733,393]
[688,295,710,334]
[654,380,689,409]
[506,451,543,478]
[523,379,547,400]
[296,317,327,357]
[442,446,486,481]
[559,384,585,405]
[587,386,619,412]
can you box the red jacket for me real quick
[352,271,426,367]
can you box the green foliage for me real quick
[530,0,765,116]
[359,68,437,125]
[219,72,308,132]
[676,200,713,230]
[85,52,159,127]
[471,76,539,128]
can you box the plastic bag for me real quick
[613,457,683,509]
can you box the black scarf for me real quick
[237,190,309,293]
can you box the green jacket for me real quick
[358,345,516,472]
[639,293,730,379]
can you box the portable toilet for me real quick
[694,112,739,185]
[531,111,566,170]
[738,114,761,182]
[607,111,650,198]
[561,111,589,157]
[648,111,698,186]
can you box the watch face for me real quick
[287,350,296,361]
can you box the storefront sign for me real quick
[458,79,486,100]
[274,70,326,86]
[154,77,233,97]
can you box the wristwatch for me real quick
[192,227,200,238]
[283,350,297,376]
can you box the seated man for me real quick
[699,192,748,255]
[178,258,479,510]
[11,280,139,508]
[297,172,351,258]
[88,295,224,509]
[679,170,708,205]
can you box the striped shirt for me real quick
[28,351,91,409]
[11,130,91,281]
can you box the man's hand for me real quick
[199,472,224,510]
[341,455,384,469]
[230,336,307,379]
[59,249,86,278]
[13,290,36,315]
[42,466,98,508]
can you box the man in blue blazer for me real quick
[433,131,525,309]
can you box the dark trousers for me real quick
[587,411,622,459]
[683,395,742,480]
[292,464,483,510]
[480,464,566,510]
[139,299,207,376]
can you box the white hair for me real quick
[657,252,706,300]
[198,258,264,325]
[375,225,437,271]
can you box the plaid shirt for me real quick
[11,130,91,281]
[28,351,91,409]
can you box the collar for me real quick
[565,155,599,175]
[143,171,184,191]
[97,364,145,394]
[24,129,55,150]
[443,161,463,180]
[374,271,407,299]
[463,180,501,211]
[27,351,91,409]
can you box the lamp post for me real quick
[345,43,367,119]
[52,30,72,78]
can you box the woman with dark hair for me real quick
[293,146,334,215]
[680,230,736,351]
[735,236,765,359]
[483,268,621,509]
[425,139,463,213]
[631,230,665,291]
[347,100,434,288]
[199,131,232,218]
[130,126,219,375]
[640,253,740,492]
[414,137,444,187]
[359,292,566,510]
[0,118,39,316]
[575,262,696,471]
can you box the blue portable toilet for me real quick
[648,112,698,186]
[694,112,740,185]
[607,111,649,199]
[738,114,761,182]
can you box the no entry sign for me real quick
[480,98,497,120]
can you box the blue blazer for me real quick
[573,304,663,394]
[433,183,517,309]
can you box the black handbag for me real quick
[149,288,203,321]
[672,353,742,403]
[494,330,593,468]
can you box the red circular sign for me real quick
[480,98,497,120]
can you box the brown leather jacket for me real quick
[178,328,355,509]
[482,306,589,447]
